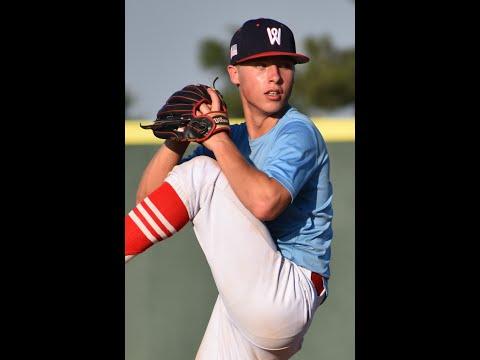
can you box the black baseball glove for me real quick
[140,81,230,143]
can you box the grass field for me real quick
[125,141,354,359]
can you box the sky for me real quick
[125,0,355,118]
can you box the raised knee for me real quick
[178,156,220,183]
[188,155,219,169]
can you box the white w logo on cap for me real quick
[267,27,281,45]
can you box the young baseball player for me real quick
[126,18,333,359]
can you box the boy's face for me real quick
[228,56,295,117]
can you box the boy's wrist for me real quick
[202,131,231,153]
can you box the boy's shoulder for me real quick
[281,107,313,126]
[277,107,319,135]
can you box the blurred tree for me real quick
[125,88,134,119]
[291,35,355,112]
[199,39,229,70]
[198,33,354,117]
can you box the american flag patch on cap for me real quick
[230,44,238,59]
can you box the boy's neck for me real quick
[244,105,289,140]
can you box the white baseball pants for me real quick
[164,156,326,359]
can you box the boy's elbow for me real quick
[251,201,281,222]
[250,187,291,221]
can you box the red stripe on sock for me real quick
[125,181,189,257]
[140,199,173,237]
[132,207,162,241]
[148,182,189,231]
[125,215,154,256]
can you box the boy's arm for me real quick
[205,133,291,221]
[136,140,189,204]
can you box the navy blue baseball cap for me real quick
[229,18,309,65]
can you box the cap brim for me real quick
[233,51,310,65]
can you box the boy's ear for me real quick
[227,65,240,86]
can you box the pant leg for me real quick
[165,156,317,352]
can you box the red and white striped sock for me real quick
[125,181,189,262]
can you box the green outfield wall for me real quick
[125,138,354,359]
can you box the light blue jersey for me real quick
[181,106,333,278]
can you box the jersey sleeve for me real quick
[261,122,320,201]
